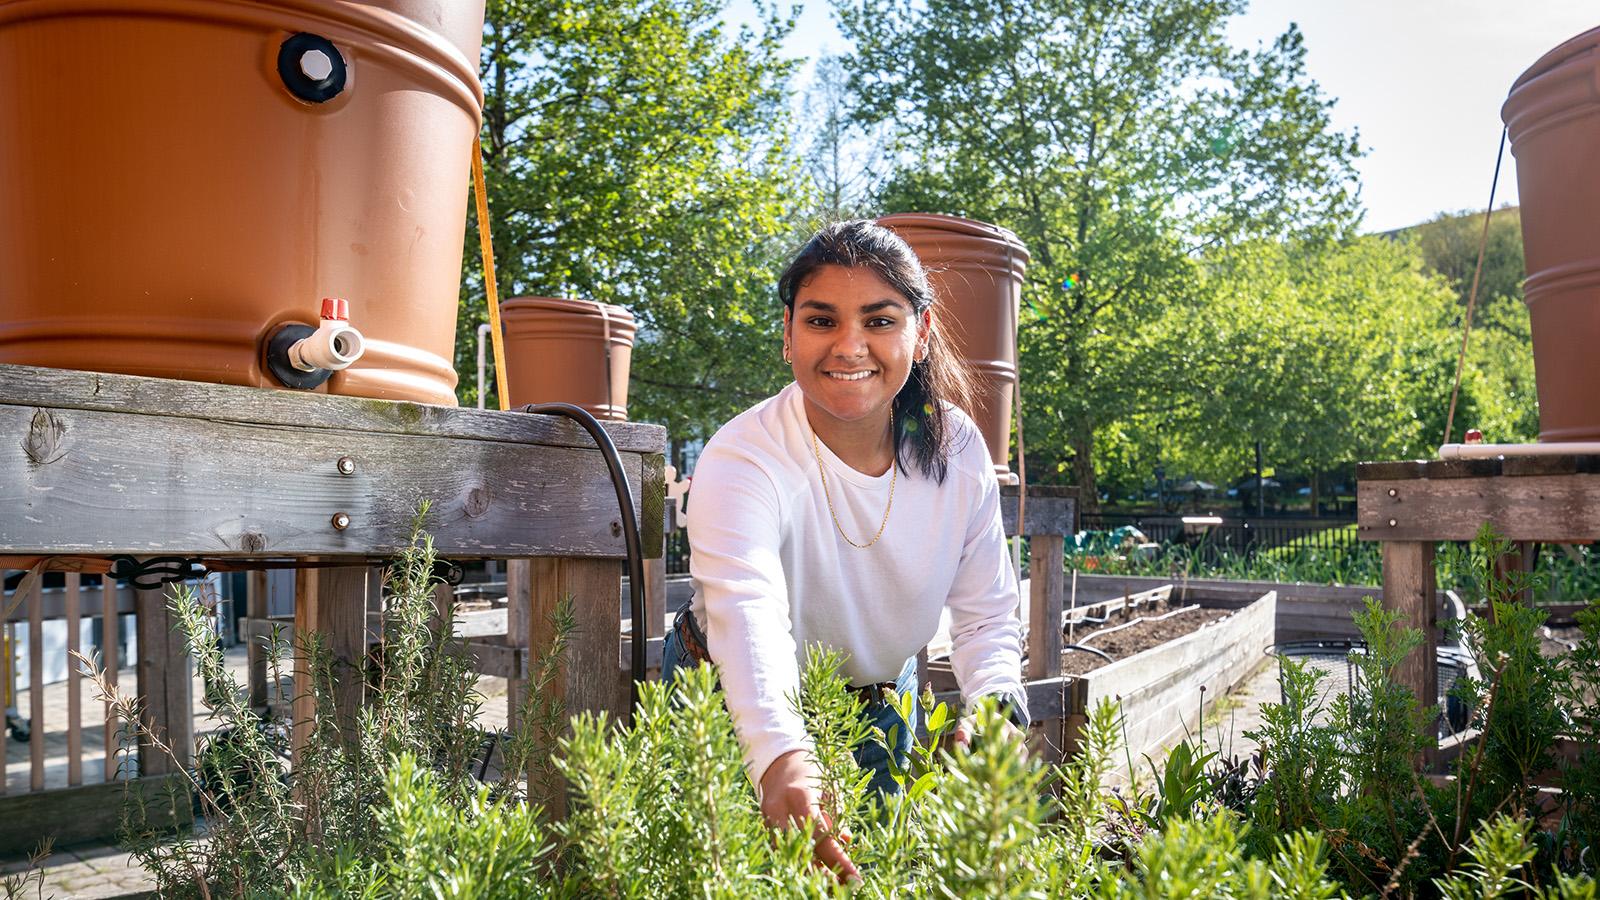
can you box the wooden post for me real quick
[103,579,119,782]
[529,556,626,816]
[27,574,43,791]
[66,573,81,787]
[505,559,530,733]
[292,567,372,757]
[136,586,193,776]
[644,557,667,673]
[1381,542,1438,725]
[246,570,269,710]
[1493,541,1538,607]
[1027,534,1067,762]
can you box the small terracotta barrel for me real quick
[500,297,637,421]
[878,213,1029,481]
[1503,26,1600,441]
[0,0,485,406]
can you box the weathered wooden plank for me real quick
[1000,485,1076,538]
[1382,542,1438,723]
[0,773,191,857]
[1356,460,1428,481]
[136,587,192,776]
[292,567,372,754]
[529,557,627,818]
[505,559,530,733]
[1358,474,1600,542]
[933,677,1070,722]
[0,404,648,558]
[65,573,81,787]
[1027,535,1065,681]
[103,580,118,782]
[640,453,666,560]
[247,571,269,710]
[0,363,665,455]
[1075,593,1276,762]
[28,574,43,791]
[645,557,667,644]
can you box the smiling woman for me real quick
[663,220,1032,881]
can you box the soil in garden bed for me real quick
[1057,599,1235,676]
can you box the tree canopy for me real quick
[465,0,810,440]
[835,0,1363,507]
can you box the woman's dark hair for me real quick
[777,220,976,484]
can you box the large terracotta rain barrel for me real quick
[500,298,637,421]
[877,213,1029,481]
[1503,26,1600,441]
[0,0,486,406]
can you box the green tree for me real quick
[466,0,811,439]
[1406,207,1539,443]
[1131,237,1459,494]
[835,0,1361,508]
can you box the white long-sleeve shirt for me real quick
[687,382,1027,786]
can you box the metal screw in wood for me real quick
[332,512,351,530]
[337,456,356,475]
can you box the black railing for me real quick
[666,529,692,576]
[1081,513,1358,557]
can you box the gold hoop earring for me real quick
[783,345,791,364]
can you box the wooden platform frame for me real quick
[0,363,666,849]
[1357,454,1600,743]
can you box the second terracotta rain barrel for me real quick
[0,0,486,406]
[1503,25,1600,441]
[500,298,637,421]
[878,213,1029,481]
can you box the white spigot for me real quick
[289,297,365,372]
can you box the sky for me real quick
[725,0,1598,233]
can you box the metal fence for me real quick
[1081,513,1358,557]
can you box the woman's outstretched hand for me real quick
[952,715,1028,757]
[759,749,860,884]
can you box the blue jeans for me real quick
[661,622,917,797]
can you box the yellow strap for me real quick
[472,137,511,412]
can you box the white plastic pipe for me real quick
[289,319,364,372]
[1439,442,1600,459]
[476,322,492,409]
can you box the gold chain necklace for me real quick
[810,423,896,549]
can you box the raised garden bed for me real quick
[927,585,1276,765]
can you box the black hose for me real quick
[1062,644,1115,664]
[517,402,648,715]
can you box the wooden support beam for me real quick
[136,587,192,776]
[28,574,43,791]
[0,773,191,857]
[65,573,81,787]
[246,570,269,710]
[1000,485,1077,538]
[505,559,530,733]
[1026,534,1067,764]
[0,402,651,559]
[1359,473,1600,542]
[1026,535,1066,681]
[292,567,374,756]
[1382,542,1438,727]
[528,556,626,817]
[103,579,119,782]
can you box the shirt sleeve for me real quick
[943,455,1030,722]
[686,443,814,790]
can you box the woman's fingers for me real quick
[813,831,861,883]
[953,715,975,749]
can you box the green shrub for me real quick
[89,516,1600,898]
